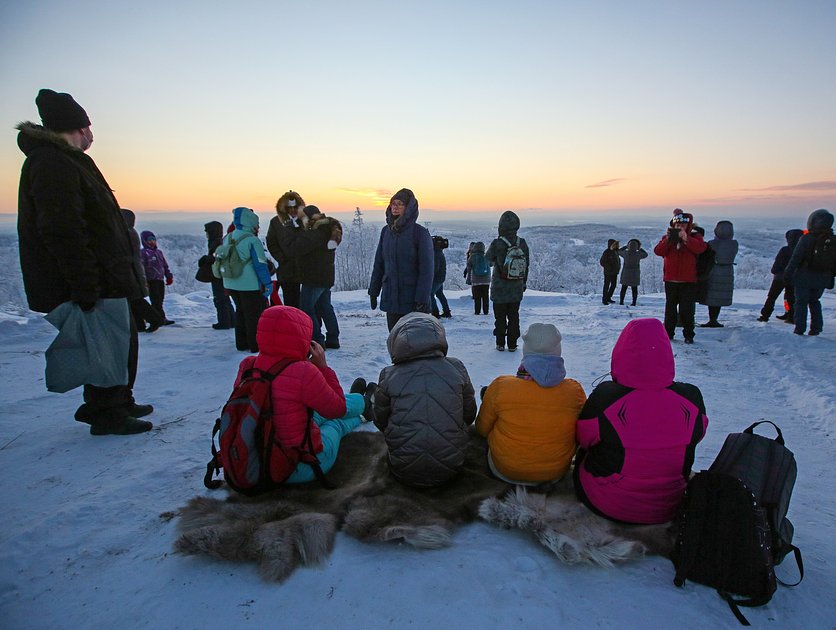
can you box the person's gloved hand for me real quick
[75,300,96,312]
[263,286,272,300]
[166,275,174,286]
[370,295,377,310]
[414,303,428,313]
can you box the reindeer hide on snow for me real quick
[174,430,674,582]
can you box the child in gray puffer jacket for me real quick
[373,312,477,487]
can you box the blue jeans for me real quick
[793,285,824,334]
[431,282,450,314]
[284,393,364,483]
[300,285,339,345]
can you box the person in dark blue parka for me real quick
[784,208,835,336]
[368,189,434,331]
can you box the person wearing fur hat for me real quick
[219,207,273,352]
[373,312,477,488]
[232,306,373,484]
[784,208,835,336]
[486,211,530,350]
[368,189,434,331]
[758,229,804,322]
[476,323,586,485]
[266,191,306,308]
[140,230,175,326]
[653,209,707,343]
[617,239,648,306]
[291,205,343,348]
[599,239,621,305]
[574,318,709,524]
[16,89,153,435]
[698,220,738,327]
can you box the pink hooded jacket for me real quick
[574,318,708,524]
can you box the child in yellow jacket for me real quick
[476,323,586,484]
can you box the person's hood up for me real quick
[140,230,157,248]
[807,208,834,232]
[627,238,641,250]
[498,211,520,238]
[204,221,224,240]
[386,312,448,364]
[386,188,419,232]
[121,209,136,228]
[785,229,804,248]
[275,191,305,222]
[233,207,259,233]
[16,121,80,157]
[607,239,617,248]
[610,318,674,390]
[256,306,312,361]
[471,241,486,254]
[520,355,567,387]
[714,220,734,240]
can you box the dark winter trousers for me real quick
[760,276,795,319]
[279,282,301,309]
[82,310,138,412]
[211,278,235,328]
[230,290,267,352]
[793,285,824,334]
[148,279,167,321]
[472,285,489,314]
[619,285,638,305]
[602,274,617,304]
[300,285,339,345]
[493,301,521,348]
[664,281,697,340]
[386,312,406,332]
[129,297,163,330]
[431,282,450,315]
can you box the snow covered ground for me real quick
[1,288,834,629]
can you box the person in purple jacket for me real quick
[140,230,175,326]
[573,318,709,525]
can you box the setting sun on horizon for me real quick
[2,2,834,219]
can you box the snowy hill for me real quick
[1,288,834,629]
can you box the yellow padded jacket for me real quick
[476,375,586,483]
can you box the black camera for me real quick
[667,227,680,244]
[432,236,449,249]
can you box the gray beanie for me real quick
[522,323,562,357]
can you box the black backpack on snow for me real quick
[671,421,803,626]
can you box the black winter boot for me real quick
[362,382,377,422]
[350,377,367,395]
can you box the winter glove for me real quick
[75,300,96,312]
[262,286,272,301]
[414,303,428,313]
[166,275,174,286]
[370,295,377,310]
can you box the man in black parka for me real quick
[16,89,153,435]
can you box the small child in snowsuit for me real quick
[140,230,174,325]
[464,241,491,315]
[599,239,620,304]
[617,239,648,306]
[233,306,374,483]
[374,312,477,488]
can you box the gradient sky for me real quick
[1,0,835,218]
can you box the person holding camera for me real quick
[653,210,708,344]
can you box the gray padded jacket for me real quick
[374,313,477,487]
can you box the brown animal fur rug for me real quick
[175,429,510,581]
[175,430,674,581]
[478,479,676,568]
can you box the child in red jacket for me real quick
[233,305,372,483]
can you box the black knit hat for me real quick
[36,89,91,132]
[391,189,413,205]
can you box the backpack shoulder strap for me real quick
[499,236,511,247]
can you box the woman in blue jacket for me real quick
[368,189,434,331]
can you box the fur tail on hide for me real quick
[478,488,647,568]
[252,513,337,582]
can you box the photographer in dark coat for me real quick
[199,220,236,329]
[16,89,153,435]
